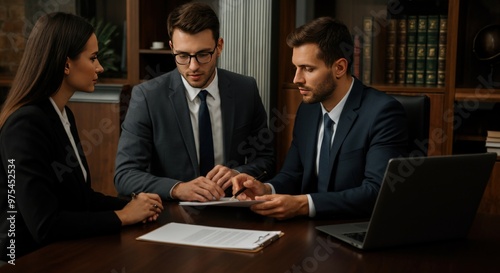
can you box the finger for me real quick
[237,192,251,201]
[194,187,217,201]
[206,164,223,180]
[147,193,163,203]
[151,203,162,213]
[220,179,232,191]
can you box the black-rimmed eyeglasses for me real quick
[172,45,217,65]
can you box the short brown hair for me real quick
[287,17,353,71]
[167,2,219,43]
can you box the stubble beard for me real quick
[301,76,337,104]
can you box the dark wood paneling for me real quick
[67,101,120,196]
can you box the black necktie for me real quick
[198,90,214,176]
[318,113,334,192]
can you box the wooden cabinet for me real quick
[276,0,500,213]
[125,0,186,85]
[67,84,131,196]
[79,0,185,85]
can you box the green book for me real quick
[362,16,373,85]
[415,15,427,85]
[437,15,447,85]
[385,17,397,84]
[405,15,418,84]
[425,15,439,85]
[396,15,407,84]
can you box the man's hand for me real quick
[206,164,239,190]
[231,173,271,200]
[171,177,225,202]
[251,194,309,220]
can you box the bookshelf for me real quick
[276,0,500,214]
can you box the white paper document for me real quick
[137,222,283,252]
[179,197,264,207]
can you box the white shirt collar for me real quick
[181,68,219,101]
[321,77,354,123]
[49,97,70,127]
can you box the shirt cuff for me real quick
[170,181,182,199]
[265,183,276,194]
[306,194,316,218]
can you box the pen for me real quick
[230,171,267,200]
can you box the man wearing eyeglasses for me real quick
[114,2,274,202]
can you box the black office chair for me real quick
[391,94,430,156]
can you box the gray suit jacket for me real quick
[114,68,274,199]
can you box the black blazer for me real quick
[0,99,127,260]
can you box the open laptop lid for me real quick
[318,153,497,250]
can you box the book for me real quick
[137,222,283,252]
[415,15,427,85]
[486,147,500,156]
[396,15,407,84]
[353,34,362,79]
[486,137,500,143]
[362,16,374,85]
[485,142,500,148]
[405,15,418,84]
[487,130,500,138]
[425,15,439,85]
[385,18,397,84]
[437,15,447,85]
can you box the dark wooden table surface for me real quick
[1,202,499,273]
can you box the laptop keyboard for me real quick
[343,232,366,242]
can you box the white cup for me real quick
[151,41,164,49]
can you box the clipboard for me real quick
[179,197,264,207]
[137,222,284,252]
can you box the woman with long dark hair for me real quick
[0,12,163,262]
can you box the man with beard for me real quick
[231,17,408,220]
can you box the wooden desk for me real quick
[2,204,499,273]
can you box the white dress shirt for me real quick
[267,78,354,217]
[181,68,224,166]
[49,97,88,182]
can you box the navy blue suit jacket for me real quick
[270,78,407,218]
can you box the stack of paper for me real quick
[486,131,500,155]
[137,222,283,252]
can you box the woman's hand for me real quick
[115,193,163,225]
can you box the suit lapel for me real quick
[217,70,234,163]
[329,79,363,171]
[40,100,88,185]
[301,104,323,193]
[168,71,199,174]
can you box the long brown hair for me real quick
[0,12,94,127]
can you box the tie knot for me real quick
[198,90,209,102]
[323,113,333,128]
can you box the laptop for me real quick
[316,153,497,250]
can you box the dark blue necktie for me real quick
[318,113,334,192]
[198,90,214,176]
